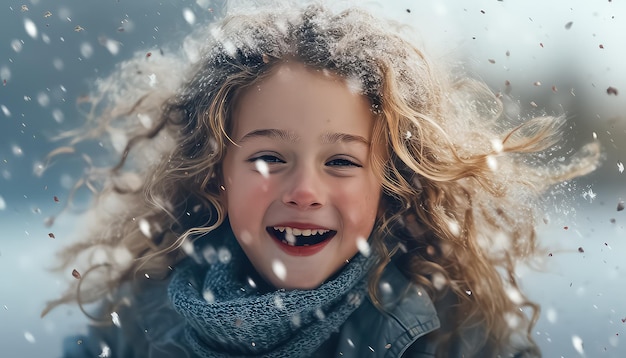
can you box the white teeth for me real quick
[273,226,330,236]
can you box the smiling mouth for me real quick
[266,226,337,246]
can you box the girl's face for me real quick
[221,62,382,290]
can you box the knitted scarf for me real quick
[168,230,377,357]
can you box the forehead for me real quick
[231,62,373,140]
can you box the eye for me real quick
[326,158,362,168]
[248,154,285,164]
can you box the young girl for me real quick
[43,3,599,357]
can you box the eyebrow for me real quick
[238,128,370,145]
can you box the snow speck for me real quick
[0,66,10,81]
[486,155,498,171]
[546,307,558,324]
[447,219,460,237]
[52,58,64,71]
[356,237,371,257]
[247,276,257,289]
[111,312,121,327]
[432,272,447,291]
[52,109,64,123]
[218,247,232,264]
[255,159,269,178]
[314,307,325,320]
[183,8,196,25]
[37,92,50,107]
[102,38,120,55]
[618,162,624,173]
[137,113,153,129]
[12,145,24,157]
[1,105,10,117]
[379,281,392,295]
[273,295,284,310]
[99,343,111,358]
[33,161,46,177]
[0,195,6,209]
[11,39,23,53]
[572,335,584,356]
[291,313,301,328]
[203,289,215,303]
[148,73,157,87]
[582,188,596,203]
[138,219,151,237]
[272,260,287,281]
[24,331,36,343]
[490,138,503,153]
[24,18,38,39]
[80,42,94,59]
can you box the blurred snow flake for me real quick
[52,58,64,71]
[99,343,111,358]
[356,237,371,257]
[582,188,596,203]
[546,307,558,324]
[273,295,284,310]
[138,218,151,238]
[247,276,257,289]
[111,312,121,327]
[11,39,23,53]
[12,145,24,157]
[432,272,446,291]
[379,281,392,295]
[183,8,196,25]
[254,159,269,178]
[52,108,64,123]
[618,162,624,173]
[0,66,11,82]
[272,259,287,281]
[37,92,50,107]
[1,104,11,117]
[100,37,120,55]
[203,289,215,303]
[0,196,6,210]
[486,155,498,171]
[80,42,94,59]
[33,161,46,177]
[571,335,584,355]
[447,219,460,237]
[148,73,157,87]
[290,313,301,328]
[218,247,232,264]
[137,113,153,129]
[490,138,503,153]
[24,18,38,39]
[24,331,36,343]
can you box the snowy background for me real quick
[1,0,625,357]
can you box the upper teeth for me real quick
[273,227,330,236]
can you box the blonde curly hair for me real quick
[43,3,599,357]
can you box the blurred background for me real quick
[0,0,624,357]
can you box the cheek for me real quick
[336,178,381,229]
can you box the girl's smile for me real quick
[221,61,383,290]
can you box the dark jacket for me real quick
[61,263,441,358]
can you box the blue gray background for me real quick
[1,0,625,357]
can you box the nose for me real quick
[282,164,325,210]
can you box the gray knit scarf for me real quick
[168,228,377,358]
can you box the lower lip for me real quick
[272,234,334,257]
